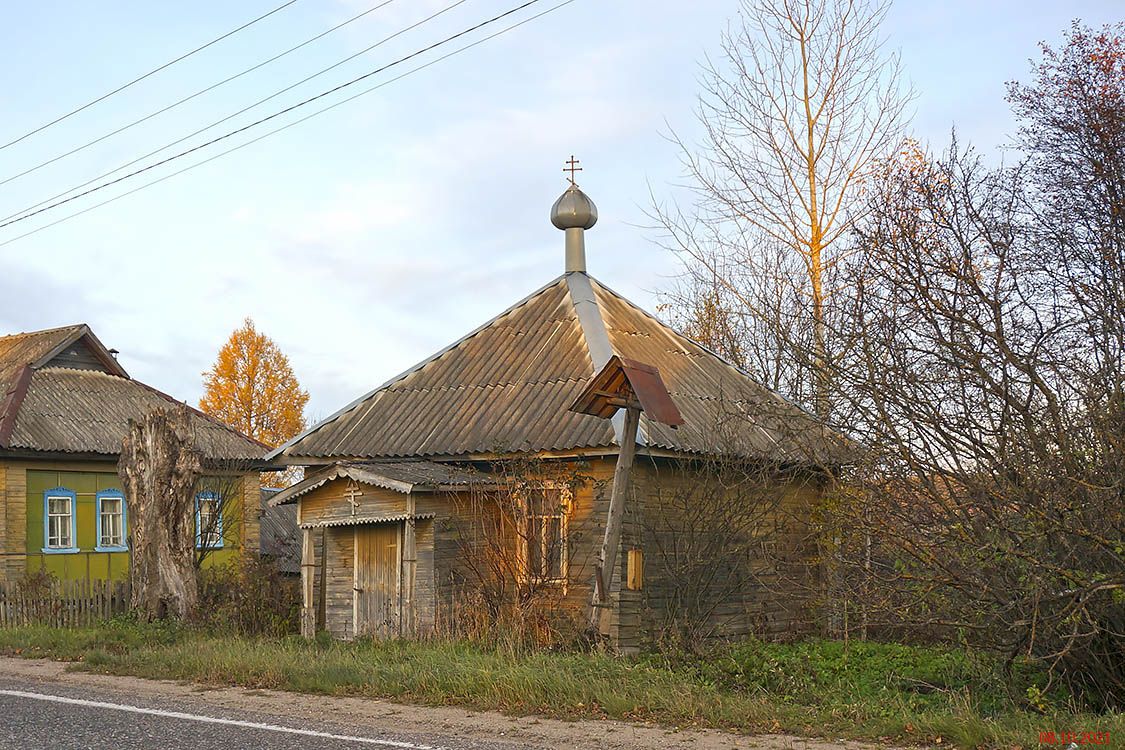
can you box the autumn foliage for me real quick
[200,318,309,455]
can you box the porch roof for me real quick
[268,460,491,507]
[299,511,437,530]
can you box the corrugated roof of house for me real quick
[272,273,851,464]
[0,324,265,460]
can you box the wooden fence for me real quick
[0,579,131,628]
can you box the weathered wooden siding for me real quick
[323,526,355,637]
[430,458,616,638]
[2,462,27,583]
[300,455,822,651]
[238,473,261,558]
[414,519,435,632]
[300,480,439,639]
[299,481,409,527]
[628,457,822,646]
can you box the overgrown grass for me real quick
[0,621,1119,748]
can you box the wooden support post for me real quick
[300,528,316,639]
[402,495,417,637]
[588,405,641,634]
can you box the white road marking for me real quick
[0,688,446,749]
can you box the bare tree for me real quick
[640,454,820,651]
[831,140,1124,710]
[654,0,909,418]
[118,407,201,620]
[441,459,592,646]
[191,460,256,570]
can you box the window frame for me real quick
[515,483,571,586]
[42,487,79,554]
[194,491,224,550]
[94,489,128,552]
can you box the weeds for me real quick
[0,624,1118,749]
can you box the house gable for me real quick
[39,334,122,375]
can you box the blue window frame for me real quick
[95,489,128,552]
[42,487,79,554]
[195,492,224,549]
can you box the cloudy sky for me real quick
[0,0,1119,424]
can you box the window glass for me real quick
[47,496,72,548]
[197,495,223,548]
[523,487,567,582]
[100,496,124,547]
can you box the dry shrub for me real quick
[436,457,593,651]
[195,556,298,637]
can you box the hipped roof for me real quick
[271,273,851,464]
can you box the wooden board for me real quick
[353,524,402,638]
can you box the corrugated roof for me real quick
[0,323,263,460]
[273,273,850,464]
[592,280,848,462]
[280,277,615,459]
[6,367,264,459]
[300,512,436,529]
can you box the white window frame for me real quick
[95,490,128,552]
[43,489,78,553]
[195,492,224,549]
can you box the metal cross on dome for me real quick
[563,155,582,186]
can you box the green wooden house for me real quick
[0,324,265,583]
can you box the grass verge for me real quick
[0,621,1118,749]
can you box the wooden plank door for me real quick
[353,524,402,638]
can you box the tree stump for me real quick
[118,407,202,621]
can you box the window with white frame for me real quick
[96,490,126,551]
[195,492,224,549]
[43,488,77,552]
[520,485,570,583]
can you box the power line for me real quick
[0,0,576,250]
[1,0,543,230]
[0,0,469,224]
[0,0,402,189]
[0,0,300,152]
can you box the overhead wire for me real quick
[0,0,576,249]
[0,0,402,189]
[0,0,300,151]
[0,0,469,224]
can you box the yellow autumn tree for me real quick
[200,318,308,485]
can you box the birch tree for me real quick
[655,0,909,419]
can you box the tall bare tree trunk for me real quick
[652,0,909,421]
[118,407,202,620]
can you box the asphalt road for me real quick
[0,675,527,750]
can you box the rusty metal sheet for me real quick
[569,355,684,428]
[619,358,685,427]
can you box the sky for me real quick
[0,0,1120,424]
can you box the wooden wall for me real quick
[628,456,823,645]
[299,480,437,639]
[323,526,354,637]
[299,456,823,651]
